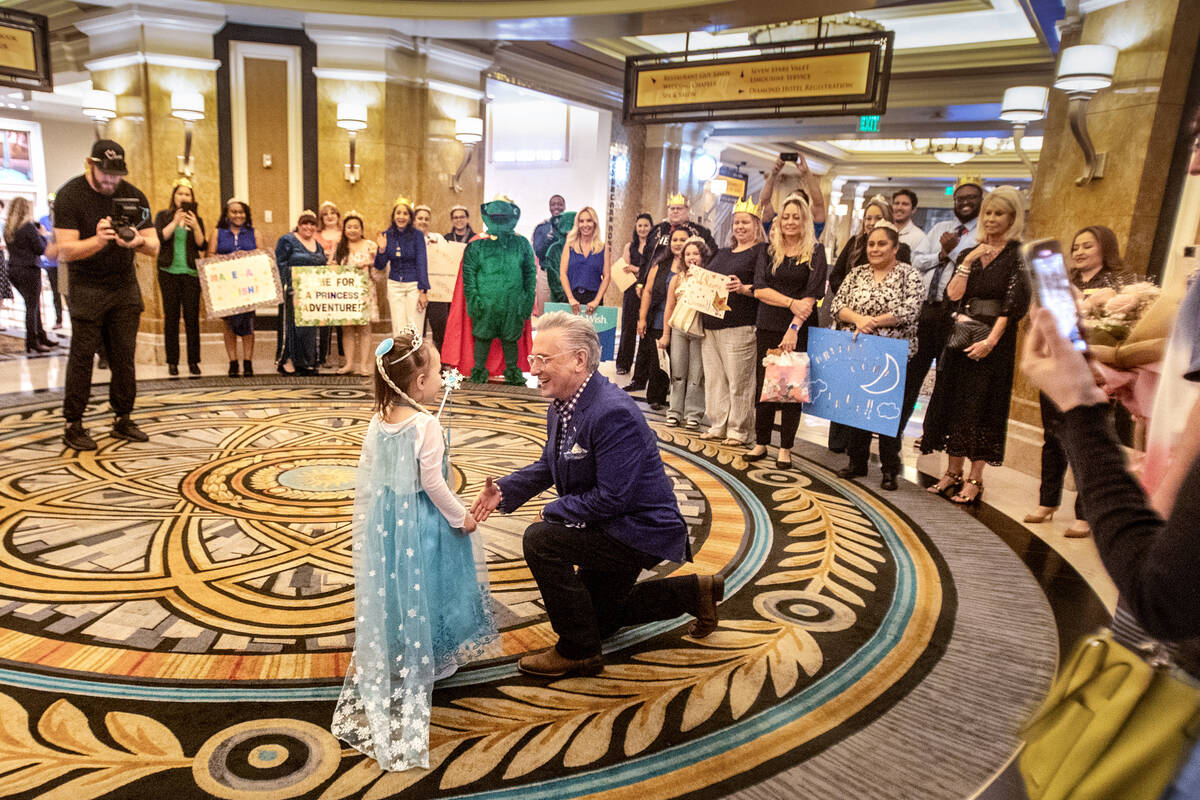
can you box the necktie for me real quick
[926,224,969,302]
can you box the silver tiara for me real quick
[374,324,424,397]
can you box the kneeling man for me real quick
[471,311,724,677]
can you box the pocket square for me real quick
[567,442,588,457]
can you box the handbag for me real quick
[1019,628,1200,800]
[759,350,810,403]
[668,301,703,338]
[946,298,1003,350]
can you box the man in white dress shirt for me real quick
[891,189,926,252]
[899,177,984,439]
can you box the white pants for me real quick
[386,280,425,337]
[701,325,757,442]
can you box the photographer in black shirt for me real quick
[53,140,157,451]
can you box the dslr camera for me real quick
[111,197,147,243]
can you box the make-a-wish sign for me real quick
[804,327,909,437]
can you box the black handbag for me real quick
[946,298,1002,350]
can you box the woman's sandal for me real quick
[1023,507,1057,523]
[1065,521,1091,538]
[951,478,984,506]
[927,471,963,497]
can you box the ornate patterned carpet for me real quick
[0,377,1055,799]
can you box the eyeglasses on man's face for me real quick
[528,350,582,369]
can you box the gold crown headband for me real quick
[733,197,762,218]
[172,177,194,190]
[667,193,688,206]
[955,175,983,192]
[393,195,414,210]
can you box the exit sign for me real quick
[858,115,880,133]
[945,186,955,196]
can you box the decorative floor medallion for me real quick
[0,378,957,799]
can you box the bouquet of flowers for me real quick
[1078,282,1161,349]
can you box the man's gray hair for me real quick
[535,311,601,372]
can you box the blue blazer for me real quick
[497,374,688,564]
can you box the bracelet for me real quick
[954,266,971,277]
[788,322,799,331]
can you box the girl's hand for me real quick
[462,511,478,533]
[965,339,994,360]
[637,319,647,337]
[657,334,669,350]
[779,328,798,353]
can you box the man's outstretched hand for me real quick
[471,476,502,522]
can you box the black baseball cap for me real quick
[88,139,128,175]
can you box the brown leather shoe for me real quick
[517,647,603,678]
[689,574,726,638]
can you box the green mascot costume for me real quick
[462,196,536,385]
[540,210,575,304]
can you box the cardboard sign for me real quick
[293,265,370,326]
[679,267,730,318]
[426,239,466,303]
[804,327,909,437]
[197,249,282,319]
[544,302,618,361]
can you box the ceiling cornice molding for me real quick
[74,5,226,37]
[491,48,623,110]
[303,25,415,53]
[84,52,222,72]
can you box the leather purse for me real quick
[1019,628,1200,800]
[946,298,1003,350]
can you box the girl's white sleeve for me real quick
[416,414,467,529]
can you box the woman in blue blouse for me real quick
[207,198,257,377]
[373,196,428,336]
[559,205,611,314]
[275,210,326,375]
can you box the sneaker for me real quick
[665,417,680,427]
[62,422,97,451]
[112,416,149,443]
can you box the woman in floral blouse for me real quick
[829,222,923,490]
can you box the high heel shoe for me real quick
[26,342,53,353]
[277,364,296,375]
[742,448,768,462]
[951,478,983,506]
[1023,507,1057,523]
[1065,521,1091,538]
[927,471,963,498]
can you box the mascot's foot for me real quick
[503,368,526,386]
[468,367,490,383]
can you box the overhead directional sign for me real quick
[625,32,894,124]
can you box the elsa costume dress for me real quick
[332,411,497,771]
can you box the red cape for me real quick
[441,235,533,375]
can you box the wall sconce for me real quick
[1000,86,1048,178]
[336,102,368,184]
[82,89,117,139]
[170,91,204,177]
[451,117,483,193]
[1054,44,1117,186]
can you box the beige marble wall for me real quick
[604,116,646,305]
[1010,0,1200,472]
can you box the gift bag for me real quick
[657,345,671,376]
[760,350,810,403]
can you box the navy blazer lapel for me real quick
[549,374,606,491]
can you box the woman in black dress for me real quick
[617,213,653,375]
[4,197,57,353]
[633,227,687,409]
[921,186,1031,504]
[747,194,827,469]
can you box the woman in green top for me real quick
[154,177,207,376]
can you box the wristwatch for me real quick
[789,322,800,331]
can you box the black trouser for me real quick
[616,286,640,372]
[847,427,901,474]
[898,301,953,437]
[63,299,141,423]
[426,301,450,351]
[1038,392,1085,517]
[9,264,46,347]
[46,267,62,325]
[632,326,669,404]
[523,521,700,659]
[754,328,804,448]
[157,270,201,366]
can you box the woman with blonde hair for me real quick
[747,194,827,468]
[699,199,765,445]
[921,185,1031,504]
[560,205,611,315]
[315,200,343,368]
[5,196,57,354]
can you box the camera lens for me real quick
[118,226,137,242]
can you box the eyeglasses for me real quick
[528,351,573,369]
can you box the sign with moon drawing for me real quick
[804,327,909,437]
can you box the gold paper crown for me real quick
[171,177,194,189]
[392,195,413,209]
[490,193,514,204]
[954,175,983,192]
[667,193,688,206]
[733,197,762,218]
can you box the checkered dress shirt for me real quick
[553,373,593,458]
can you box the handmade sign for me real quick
[804,327,909,437]
[544,302,619,361]
[293,265,370,326]
[678,266,730,318]
[197,249,282,319]
[426,239,466,303]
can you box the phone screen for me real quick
[780,152,798,162]
[1029,245,1088,352]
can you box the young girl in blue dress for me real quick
[332,326,497,771]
